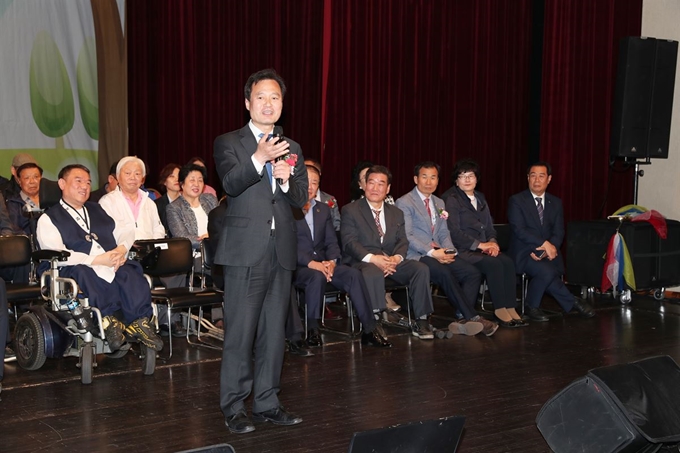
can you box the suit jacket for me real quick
[213,124,308,270]
[445,187,497,263]
[341,197,408,265]
[318,190,341,232]
[295,201,340,266]
[166,193,218,250]
[507,189,565,274]
[395,188,455,261]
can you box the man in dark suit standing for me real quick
[213,69,308,434]
[507,162,594,322]
[341,165,434,340]
[294,165,391,348]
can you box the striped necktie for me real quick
[536,197,544,225]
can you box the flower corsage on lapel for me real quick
[326,198,337,209]
[284,153,298,175]
[437,207,448,220]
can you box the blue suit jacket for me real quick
[295,201,340,266]
[507,189,565,274]
[395,187,455,260]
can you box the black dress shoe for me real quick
[225,410,255,434]
[361,330,392,348]
[572,299,595,318]
[496,318,520,328]
[526,306,549,322]
[252,406,303,426]
[306,329,323,347]
[287,340,314,357]
[159,321,187,338]
[511,318,529,327]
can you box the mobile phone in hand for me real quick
[444,249,456,255]
[535,250,547,259]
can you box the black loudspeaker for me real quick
[348,416,465,453]
[610,37,678,159]
[536,356,680,453]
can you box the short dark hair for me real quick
[178,163,207,186]
[17,162,43,178]
[366,165,392,185]
[414,161,440,177]
[58,164,90,180]
[527,161,552,176]
[108,160,119,177]
[451,159,480,184]
[244,68,287,100]
[305,157,322,174]
[305,164,321,179]
[158,163,181,193]
[187,156,206,167]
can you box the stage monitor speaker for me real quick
[348,416,465,453]
[610,37,678,159]
[536,356,680,453]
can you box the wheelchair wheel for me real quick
[14,313,47,371]
[80,343,95,384]
[140,344,156,376]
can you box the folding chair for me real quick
[132,238,224,360]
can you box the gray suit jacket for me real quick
[166,193,218,250]
[341,197,408,264]
[213,124,308,270]
[395,188,455,260]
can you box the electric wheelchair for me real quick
[12,248,156,384]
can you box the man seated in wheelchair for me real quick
[35,164,163,352]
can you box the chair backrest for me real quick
[131,238,194,277]
[0,235,32,267]
[494,223,512,252]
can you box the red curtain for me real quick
[128,0,642,224]
[539,0,642,221]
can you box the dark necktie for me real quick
[424,198,434,233]
[258,133,274,184]
[536,197,544,225]
[372,209,384,237]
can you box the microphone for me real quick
[270,126,285,185]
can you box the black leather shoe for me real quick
[496,318,520,328]
[361,330,392,348]
[306,329,322,347]
[511,317,529,327]
[572,299,595,318]
[252,406,303,426]
[526,306,549,322]
[160,321,187,338]
[225,410,255,434]
[287,340,314,357]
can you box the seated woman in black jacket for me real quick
[444,159,526,327]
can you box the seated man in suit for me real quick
[507,162,594,321]
[396,161,496,336]
[36,164,163,352]
[294,165,391,348]
[341,165,434,340]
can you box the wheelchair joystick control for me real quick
[65,298,93,333]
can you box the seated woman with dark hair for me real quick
[444,159,526,328]
[186,157,218,198]
[154,163,181,236]
[166,164,218,251]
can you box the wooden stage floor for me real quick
[2,291,680,452]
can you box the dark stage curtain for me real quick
[128,0,641,224]
[539,0,642,222]
[127,0,324,193]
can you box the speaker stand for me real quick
[628,157,651,205]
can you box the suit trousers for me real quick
[220,237,290,417]
[0,278,8,380]
[294,264,376,332]
[57,261,153,324]
[523,258,574,311]
[420,256,481,320]
[471,253,517,309]
[285,285,305,342]
[353,259,433,318]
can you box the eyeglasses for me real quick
[457,173,476,181]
